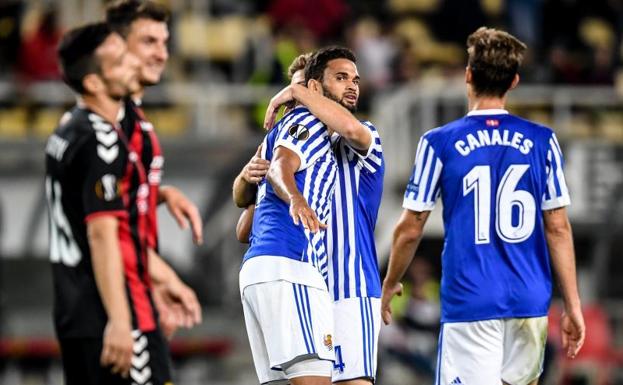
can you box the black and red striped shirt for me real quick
[45,103,161,338]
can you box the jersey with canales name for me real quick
[326,121,384,301]
[45,106,158,338]
[244,106,337,280]
[403,109,570,323]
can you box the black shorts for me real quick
[59,329,172,385]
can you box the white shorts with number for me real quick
[332,297,381,382]
[436,316,547,385]
[241,280,335,385]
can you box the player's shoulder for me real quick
[507,114,556,138]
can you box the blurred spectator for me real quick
[0,1,23,77]
[349,17,396,90]
[18,5,62,82]
[268,0,349,40]
[380,256,440,383]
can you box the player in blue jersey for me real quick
[236,50,339,385]
[237,47,385,385]
[381,27,585,385]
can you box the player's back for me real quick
[404,110,569,322]
[327,122,384,300]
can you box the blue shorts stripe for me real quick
[297,284,314,354]
[435,323,444,385]
[303,286,316,353]
[365,298,373,377]
[292,283,311,354]
[367,298,375,376]
[359,298,369,376]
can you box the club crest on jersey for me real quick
[288,124,309,140]
[323,334,333,351]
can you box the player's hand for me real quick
[100,320,133,377]
[289,194,327,233]
[153,279,202,339]
[264,85,296,130]
[561,307,585,359]
[243,147,270,184]
[381,281,403,325]
[161,186,203,245]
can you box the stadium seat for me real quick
[0,107,27,138]
[32,107,63,137]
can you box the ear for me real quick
[307,78,323,94]
[509,73,520,90]
[82,73,102,94]
[465,66,472,85]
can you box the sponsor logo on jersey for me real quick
[406,182,419,195]
[288,124,310,140]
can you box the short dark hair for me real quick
[106,0,169,37]
[57,22,113,94]
[304,46,356,84]
[467,27,527,97]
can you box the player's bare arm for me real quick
[148,248,202,337]
[87,215,133,377]
[236,205,255,243]
[381,209,430,325]
[158,185,203,244]
[264,84,372,151]
[544,207,585,358]
[233,145,269,208]
[267,146,326,233]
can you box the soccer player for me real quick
[381,27,585,385]
[237,47,385,385]
[47,22,171,384]
[105,0,202,338]
[237,49,345,384]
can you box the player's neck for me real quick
[468,95,507,112]
[131,88,145,104]
[81,93,122,126]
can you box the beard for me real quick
[322,88,358,113]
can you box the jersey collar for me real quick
[466,109,509,116]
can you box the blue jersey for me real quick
[244,107,337,279]
[403,109,570,322]
[327,122,384,300]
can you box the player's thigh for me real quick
[241,289,288,385]
[332,297,380,383]
[242,281,334,371]
[502,317,547,385]
[436,320,505,385]
[59,337,129,385]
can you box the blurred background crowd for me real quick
[0,0,622,384]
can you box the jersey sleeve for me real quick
[78,131,127,222]
[342,121,384,173]
[403,134,444,212]
[541,132,571,210]
[274,110,330,171]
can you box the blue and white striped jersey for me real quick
[327,121,384,301]
[244,107,337,280]
[403,109,570,322]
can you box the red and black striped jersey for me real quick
[45,104,158,338]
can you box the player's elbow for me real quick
[544,209,572,239]
[342,121,371,149]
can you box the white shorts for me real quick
[332,297,381,382]
[241,280,334,384]
[436,317,547,385]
